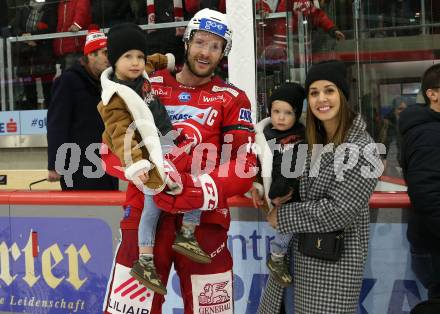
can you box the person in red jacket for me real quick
[257,0,344,65]
[102,8,257,314]
[53,0,91,71]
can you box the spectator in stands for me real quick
[145,0,186,65]
[13,0,57,109]
[129,0,147,24]
[91,0,134,27]
[378,97,407,174]
[53,0,91,71]
[258,60,381,314]
[185,0,226,14]
[0,0,8,31]
[143,1,227,67]
[47,28,118,190]
[257,0,345,47]
[399,63,440,304]
[0,2,7,102]
[433,1,440,34]
[368,0,416,38]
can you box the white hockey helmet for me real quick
[183,8,233,56]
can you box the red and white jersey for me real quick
[151,70,254,167]
[101,70,257,230]
[150,69,257,228]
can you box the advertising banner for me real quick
[0,111,20,136]
[20,110,48,135]
[0,217,427,314]
[162,222,427,314]
[0,217,113,313]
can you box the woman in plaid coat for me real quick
[258,60,381,314]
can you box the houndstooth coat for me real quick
[258,115,380,314]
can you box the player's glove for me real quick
[145,53,175,74]
[154,172,221,214]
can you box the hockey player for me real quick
[98,23,211,296]
[102,8,257,314]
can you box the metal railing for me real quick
[4,20,188,111]
[2,15,440,111]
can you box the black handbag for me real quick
[297,230,344,261]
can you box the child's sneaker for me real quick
[172,231,212,264]
[130,256,167,295]
[267,254,292,287]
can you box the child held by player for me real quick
[98,23,211,295]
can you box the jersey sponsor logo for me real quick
[192,271,233,314]
[107,263,154,314]
[199,91,232,106]
[212,85,239,97]
[149,76,163,83]
[151,86,172,98]
[178,92,191,102]
[174,122,203,145]
[199,281,230,306]
[238,108,252,123]
[179,84,196,90]
[165,105,212,125]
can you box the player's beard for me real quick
[184,50,220,78]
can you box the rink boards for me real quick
[0,191,423,314]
